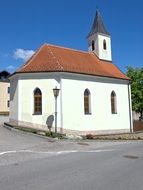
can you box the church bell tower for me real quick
[87,10,112,61]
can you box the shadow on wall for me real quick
[46,115,54,131]
[10,78,18,101]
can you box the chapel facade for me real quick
[9,10,133,134]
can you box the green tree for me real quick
[127,67,143,120]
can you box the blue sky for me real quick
[0,0,143,73]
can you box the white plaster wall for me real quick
[18,73,61,130]
[61,74,130,132]
[88,33,112,61]
[98,34,112,61]
[88,33,99,56]
[10,72,131,133]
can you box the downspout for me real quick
[60,76,63,133]
[18,77,21,124]
[127,80,133,133]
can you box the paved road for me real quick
[0,125,143,190]
[0,116,9,125]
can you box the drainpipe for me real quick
[128,80,133,133]
[60,75,63,134]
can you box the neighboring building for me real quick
[0,71,10,115]
[9,10,133,134]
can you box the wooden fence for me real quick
[133,120,143,132]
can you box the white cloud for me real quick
[6,65,16,71]
[13,48,35,61]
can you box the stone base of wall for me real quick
[62,128,130,135]
[9,119,62,133]
[9,119,130,135]
[9,119,49,132]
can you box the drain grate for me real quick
[77,142,89,146]
[123,155,139,159]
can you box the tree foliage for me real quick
[126,67,143,119]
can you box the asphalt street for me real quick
[0,123,143,190]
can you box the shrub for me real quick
[86,134,94,139]
[45,131,53,137]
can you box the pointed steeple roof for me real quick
[87,10,110,37]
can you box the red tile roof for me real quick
[16,44,129,80]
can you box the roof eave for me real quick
[12,70,130,81]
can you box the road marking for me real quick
[0,150,58,156]
[0,149,114,157]
[0,150,18,155]
[82,149,115,153]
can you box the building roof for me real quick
[15,43,129,80]
[87,10,110,37]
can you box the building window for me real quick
[103,39,107,50]
[92,40,95,51]
[7,100,10,108]
[8,87,10,94]
[111,91,117,114]
[34,88,42,114]
[84,89,91,114]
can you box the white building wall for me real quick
[61,74,130,133]
[10,73,61,131]
[20,74,61,130]
[88,33,99,55]
[98,34,112,61]
[88,33,112,61]
[10,72,131,134]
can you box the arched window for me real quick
[34,88,42,114]
[84,89,91,114]
[103,39,107,50]
[92,40,95,51]
[111,91,117,114]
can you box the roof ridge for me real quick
[45,43,90,55]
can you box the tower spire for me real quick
[88,10,110,37]
[87,10,112,61]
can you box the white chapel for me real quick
[9,10,133,134]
